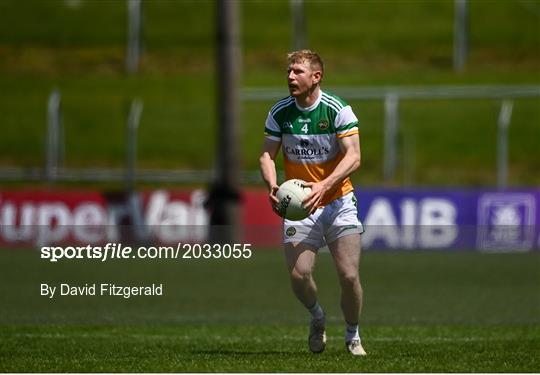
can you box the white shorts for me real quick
[283,192,364,249]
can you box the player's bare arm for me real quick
[303,134,361,213]
[259,138,282,209]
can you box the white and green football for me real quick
[276,179,312,221]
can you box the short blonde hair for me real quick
[287,49,324,77]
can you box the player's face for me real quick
[287,60,320,98]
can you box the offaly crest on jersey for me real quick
[318,119,329,131]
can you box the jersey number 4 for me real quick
[301,124,309,133]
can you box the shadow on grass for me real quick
[189,349,307,356]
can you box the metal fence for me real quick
[244,85,540,187]
[0,85,538,186]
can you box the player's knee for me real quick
[338,270,360,288]
[290,266,312,283]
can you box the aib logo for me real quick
[477,193,536,251]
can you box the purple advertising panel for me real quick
[354,189,540,252]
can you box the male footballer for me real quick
[259,50,366,355]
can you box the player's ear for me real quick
[313,70,322,85]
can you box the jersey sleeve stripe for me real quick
[265,134,282,142]
[321,98,342,114]
[336,129,359,138]
[271,101,293,117]
[264,127,281,137]
[270,97,294,116]
[270,96,293,110]
[322,93,345,110]
[321,94,342,108]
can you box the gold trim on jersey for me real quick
[336,129,359,138]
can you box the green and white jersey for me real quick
[264,90,359,205]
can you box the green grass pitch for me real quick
[0,249,538,372]
[2,324,538,372]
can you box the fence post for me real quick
[126,99,143,190]
[126,0,142,74]
[453,0,469,72]
[497,99,513,188]
[384,93,399,183]
[46,89,63,183]
[290,0,307,50]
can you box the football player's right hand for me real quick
[269,185,281,216]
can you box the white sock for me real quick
[308,301,325,320]
[345,322,360,342]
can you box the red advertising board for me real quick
[0,189,281,248]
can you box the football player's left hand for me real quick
[302,181,329,215]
